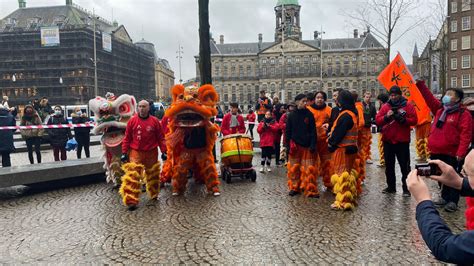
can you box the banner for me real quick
[377,53,431,125]
[40,26,60,47]
[102,32,112,52]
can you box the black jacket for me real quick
[416,200,474,264]
[362,101,376,128]
[0,109,15,152]
[47,115,72,147]
[285,108,316,150]
[328,106,341,131]
[72,115,91,136]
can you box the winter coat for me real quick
[20,110,43,139]
[221,113,245,136]
[47,115,72,147]
[257,119,279,147]
[376,99,418,144]
[0,109,15,152]
[362,101,377,128]
[72,113,91,136]
[279,113,288,146]
[417,81,473,158]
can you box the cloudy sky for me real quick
[0,0,443,81]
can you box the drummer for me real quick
[221,102,246,136]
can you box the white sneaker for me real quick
[259,167,264,173]
[366,159,373,164]
[213,192,221,196]
[266,166,272,172]
[172,192,179,196]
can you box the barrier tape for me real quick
[0,123,95,130]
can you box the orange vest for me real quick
[330,110,358,147]
[257,98,269,115]
[307,105,332,141]
[355,102,365,128]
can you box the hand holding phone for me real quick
[415,163,442,177]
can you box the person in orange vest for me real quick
[351,90,366,194]
[328,90,359,210]
[255,90,272,122]
[307,91,334,190]
[286,94,317,197]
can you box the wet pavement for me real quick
[0,135,467,264]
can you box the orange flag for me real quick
[377,53,431,125]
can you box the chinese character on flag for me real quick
[377,53,431,125]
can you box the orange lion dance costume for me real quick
[415,121,431,161]
[161,84,221,196]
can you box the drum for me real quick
[220,134,253,166]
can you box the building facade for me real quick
[447,0,474,96]
[412,21,449,95]
[0,0,155,105]
[155,59,175,103]
[196,0,387,109]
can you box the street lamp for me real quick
[89,10,99,97]
[279,4,286,103]
[176,44,184,84]
[316,27,325,90]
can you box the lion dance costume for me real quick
[89,93,136,185]
[329,101,359,210]
[161,84,221,196]
[119,110,167,208]
[355,101,367,194]
[415,121,431,161]
[307,104,333,190]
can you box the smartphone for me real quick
[415,163,442,177]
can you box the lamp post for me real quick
[89,9,99,97]
[280,4,286,103]
[176,44,184,84]
[317,27,325,90]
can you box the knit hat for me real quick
[389,86,402,95]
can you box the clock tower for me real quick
[274,0,301,42]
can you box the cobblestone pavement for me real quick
[0,135,467,264]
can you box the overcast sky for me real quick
[0,0,443,81]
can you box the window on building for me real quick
[247,66,252,76]
[296,57,300,63]
[462,55,471,68]
[215,66,220,77]
[462,0,471,11]
[462,35,471,49]
[239,66,244,77]
[462,16,471,30]
[352,56,357,62]
[451,39,458,51]
[270,58,275,64]
[452,57,458,70]
[262,59,267,64]
[262,67,267,76]
[451,76,458,87]
[451,20,458,32]
[452,1,458,13]
[462,74,471,87]
[232,93,236,102]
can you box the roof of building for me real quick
[210,32,384,56]
[157,58,172,70]
[0,3,115,33]
[276,0,300,6]
[419,40,435,59]
[412,43,419,58]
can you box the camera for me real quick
[415,163,441,177]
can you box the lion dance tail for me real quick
[145,162,161,199]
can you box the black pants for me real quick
[383,142,410,191]
[26,137,41,164]
[274,139,281,164]
[248,124,255,139]
[1,151,11,167]
[261,147,273,166]
[76,134,90,159]
[431,154,460,205]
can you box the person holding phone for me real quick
[407,149,474,264]
[416,80,472,212]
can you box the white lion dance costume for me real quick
[89,93,137,185]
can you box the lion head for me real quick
[165,84,218,127]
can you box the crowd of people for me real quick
[1,81,473,263]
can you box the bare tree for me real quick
[345,0,426,65]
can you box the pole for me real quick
[320,26,324,90]
[93,9,98,97]
[176,44,183,84]
[365,45,368,92]
[428,36,432,89]
[199,0,212,85]
[280,4,285,103]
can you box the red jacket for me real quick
[160,115,170,136]
[246,113,256,123]
[279,113,288,145]
[221,113,245,136]
[376,100,418,144]
[257,120,279,147]
[122,114,166,154]
[417,81,473,157]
